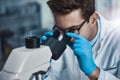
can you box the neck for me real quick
[88,23,98,41]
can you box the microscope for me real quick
[0,29,71,80]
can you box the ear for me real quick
[89,13,98,24]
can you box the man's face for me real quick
[53,10,89,40]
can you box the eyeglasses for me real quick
[53,20,86,34]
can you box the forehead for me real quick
[54,10,84,29]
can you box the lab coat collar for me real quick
[96,12,110,41]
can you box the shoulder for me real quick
[98,13,120,39]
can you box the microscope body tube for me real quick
[43,30,71,60]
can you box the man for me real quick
[40,0,120,80]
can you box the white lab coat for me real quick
[44,14,120,80]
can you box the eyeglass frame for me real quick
[52,20,86,34]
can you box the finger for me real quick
[44,31,53,36]
[66,32,90,44]
[74,40,88,45]
[66,32,81,39]
[74,40,81,44]
[66,32,87,41]
[40,36,47,44]
[73,43,81,48]
[40,32,53,44]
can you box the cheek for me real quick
[78,28,88,39]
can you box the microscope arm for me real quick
[0,45,52,80]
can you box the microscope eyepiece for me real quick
[25,36,40,49]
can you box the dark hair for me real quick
[47,0,95,20]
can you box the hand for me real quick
[40,31,53,44]
[66,32,96,75]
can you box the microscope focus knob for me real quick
[25,36,40,48]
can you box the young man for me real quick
[41,0,120,80]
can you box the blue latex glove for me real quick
[40,31,53,44]
[66,32,96,75]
